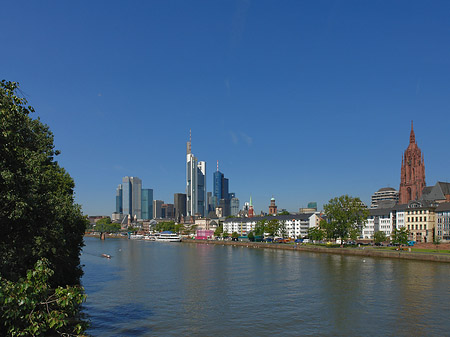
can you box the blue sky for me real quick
[2,1,450,215]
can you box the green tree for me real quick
[373,231,387,244]
[214,224,223,237]
[0,258,88,336]
[323,195,369,245]
[278,211,290,215]
[223,231,229,239]
[319,218,336,241]
[278,220,287,238]
[0,81,87,287]
[254,219,267,237]
[391,227,409,245]
[266,219,280,237]
[232,232,239,240]
[247,231,255,241]
[308,226,324,242]
[96,217,112,226]
[104,223,121,233]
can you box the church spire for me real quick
[410,120,415,144]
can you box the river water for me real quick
[81,237,449,336]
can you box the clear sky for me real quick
[2,1,450,215]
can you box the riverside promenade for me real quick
[182,239,450,263]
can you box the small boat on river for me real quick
[101,254,111,259]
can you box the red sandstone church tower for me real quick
[399,122,426,204]
[269,197,277,215]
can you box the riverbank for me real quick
[182,239,450,263]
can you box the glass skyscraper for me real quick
[186,132,206,217]
[121,176,142,219]
[116,184,123,213]
[141,189,153,220]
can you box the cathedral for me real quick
[399,122,426,204]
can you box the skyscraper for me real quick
[141,189,153,220]
[399,122,426,204]
[153,200,163,219]
[213,161,233,216]
[186,131,206,217]
[231,197,240,216]
[116,184,123,214]
[174,193,187,221]
[121,176,142,219]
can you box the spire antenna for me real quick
[217,160,219,171]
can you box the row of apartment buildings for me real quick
[221,200,450,243]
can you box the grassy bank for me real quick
[182,239,450,263]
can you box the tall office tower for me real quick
[122,176,142,219]
[207,192,214,213]
[213,161,232,215]
[116,184,123,214]
[231,197,240,216]
[141,189,154,220]
[186,131,206,217]
[174,193,187,221]
[219,198,231,217]
[153,200,164,219]
[197,161,206,216]
[399,122,426,204]
[161,204,174,219]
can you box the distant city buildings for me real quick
[115,176,153,221]
[186,131,206,217]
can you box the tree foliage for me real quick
[0,81,88,334]
[307,226,324,242]
[266,219,280,237]
[214,224,223,237]
[373,231,387,244]
[0,258,88,336]
[0,80,87,287]
[391,227,409,245]
[254,219,267,237]
[323,195,369,243]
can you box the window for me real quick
[424,216,426,222]
[420,217,422,222]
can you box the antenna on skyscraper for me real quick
[187,129,192,154]
[217,160,219,172]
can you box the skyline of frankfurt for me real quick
[1,1,450,215]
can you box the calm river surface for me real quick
[81,237,449,336]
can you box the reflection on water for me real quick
[81,237,450,336]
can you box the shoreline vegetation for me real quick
[183,239,450,263]
[84,234,450,263]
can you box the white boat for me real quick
[156,231,181,242]
[130,234,144,240]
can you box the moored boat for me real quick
[155,231,181,242]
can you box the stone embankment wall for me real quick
[182,239,450,263]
